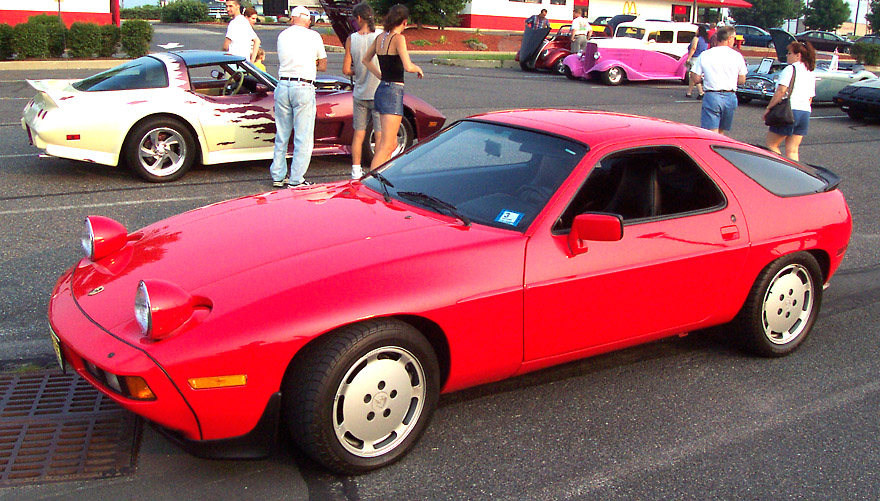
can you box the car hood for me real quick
[320,0,357,45]
[69,182,487,331]
[770,28,795,61]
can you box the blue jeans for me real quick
[271,81,316,185]
[700,91,738,132]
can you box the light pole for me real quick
[854,0,861,37]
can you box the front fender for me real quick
[589,60,637,77]
[563,53,584,75]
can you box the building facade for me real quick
[0,0,120,27]
[458,0,750,30]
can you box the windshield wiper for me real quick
[397,191,472,227]
[364,169,394,202]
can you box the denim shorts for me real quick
[353,98,381,132]
[700,91,738,132]
[374,81,404,116]
[769,109,810,137]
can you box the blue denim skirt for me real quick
[374,81,404,116]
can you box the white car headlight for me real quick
[135,280,152,336]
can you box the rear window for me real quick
[713,147,830,196]
[73,57,168,92]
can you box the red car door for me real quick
[522,144,750,362]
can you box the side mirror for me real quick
[567,213,623,256]
[211,69,223,80]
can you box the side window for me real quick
[677,30,696,43]
[656,30,674,43]
[713,146,830,196]
[554,147,725,232]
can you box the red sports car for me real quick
[48,110,852,473]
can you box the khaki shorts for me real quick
[353,98,381,132]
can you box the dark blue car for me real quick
[736,25,774,48]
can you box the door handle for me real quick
[720,225,740,241]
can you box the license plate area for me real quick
[49,327,66,373]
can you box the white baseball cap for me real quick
[291,6,311,18]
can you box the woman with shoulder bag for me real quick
[763,41,816,161]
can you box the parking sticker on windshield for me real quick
[495,210,524,226]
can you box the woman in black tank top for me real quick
[362,4,424,171]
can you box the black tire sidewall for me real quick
[287,320,439,474]
[125,117,196,183]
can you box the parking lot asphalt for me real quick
[2,23,880,499]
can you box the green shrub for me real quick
[27,14,66,57]
[412,39,432,46]
[67,22,101,58]
[852,41,880,66]
[161,0,210,23]
[0,24,14,60]
[97,24,120,57]
[120,19,153,58]
[121,5,163,20]
[12,23,49,59]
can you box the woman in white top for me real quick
[763,41,817,161]
[343,2,382,179]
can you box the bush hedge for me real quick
[67,22,101,58]
[12,22,49,59]
[120,19,153,58]
[160,0,210,23]
[852,42,880,66]
[27,15,66,57]
[97,24,120,57]
[0,24,13,60]
[121,5,163,20]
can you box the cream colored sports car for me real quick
[21,50,445,182]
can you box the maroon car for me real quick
[517,25,573,74]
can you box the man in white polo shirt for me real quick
[270,6,327,188]
[223,0,259,62]
[690,26,747,135]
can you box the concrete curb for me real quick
[0,59,133,71]
[432,57,518,69]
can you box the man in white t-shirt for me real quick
[270,6,327,188]
[223,0,259,62]
[571,9,591,54]
[691,27,747,135]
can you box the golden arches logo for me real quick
[622,2,638,15]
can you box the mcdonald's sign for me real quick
[622,1,638,15]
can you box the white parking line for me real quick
[0,97,30,100]
[0,153,38,158]
[0,196,211,215]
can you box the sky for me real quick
[120,0,871,24]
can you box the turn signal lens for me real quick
[82,215,128,261]
[124,376,156,400]
[188,375,248,390]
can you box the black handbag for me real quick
[764,66,796,127]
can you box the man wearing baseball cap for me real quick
[270,6,327,188]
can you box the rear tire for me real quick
[361,116,414,165]
[284,319,440,474]
[732,252,823,357]
[124,117,196,182]
[553,58,566,75]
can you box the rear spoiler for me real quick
[26,79,77,109]
[319,0,358,45]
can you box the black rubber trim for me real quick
[153,391,281,459]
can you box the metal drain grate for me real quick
[0,370,141,487]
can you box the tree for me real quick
[729,0,803,29]
[804,0,851,31]
[371,0,467,29]
[866,0,880,34]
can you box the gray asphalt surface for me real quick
[1,23,879,499]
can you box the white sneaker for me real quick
[351,165,363,179]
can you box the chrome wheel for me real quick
[603,66,623,85]
[137,127,187,177]
[761,263,815,345]
[333,346,426,458]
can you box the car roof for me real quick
[468,109,711,147]
[168,50,246,66]
[617,20,698,32]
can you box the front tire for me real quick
[124,117,196,182]
[733,252,823,357]
[602,66,624,85]
[553,58,566,75]
[563,65,577,80]
[361,116,414,165]
[284,319,440,474]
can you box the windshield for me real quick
[362,121,588,231]
[73,57,168,91]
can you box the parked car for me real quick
[736,25,774,47]
[736,29,877,104]
[21,51,445,182]
[516,24,573,74]
[795,30,853,53]
[855,34,880,45]
[834,78,880,119]
[563,20,696,85]
[48,109,851,474]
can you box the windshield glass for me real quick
[73,57,168,91]
[362,120,588,232]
